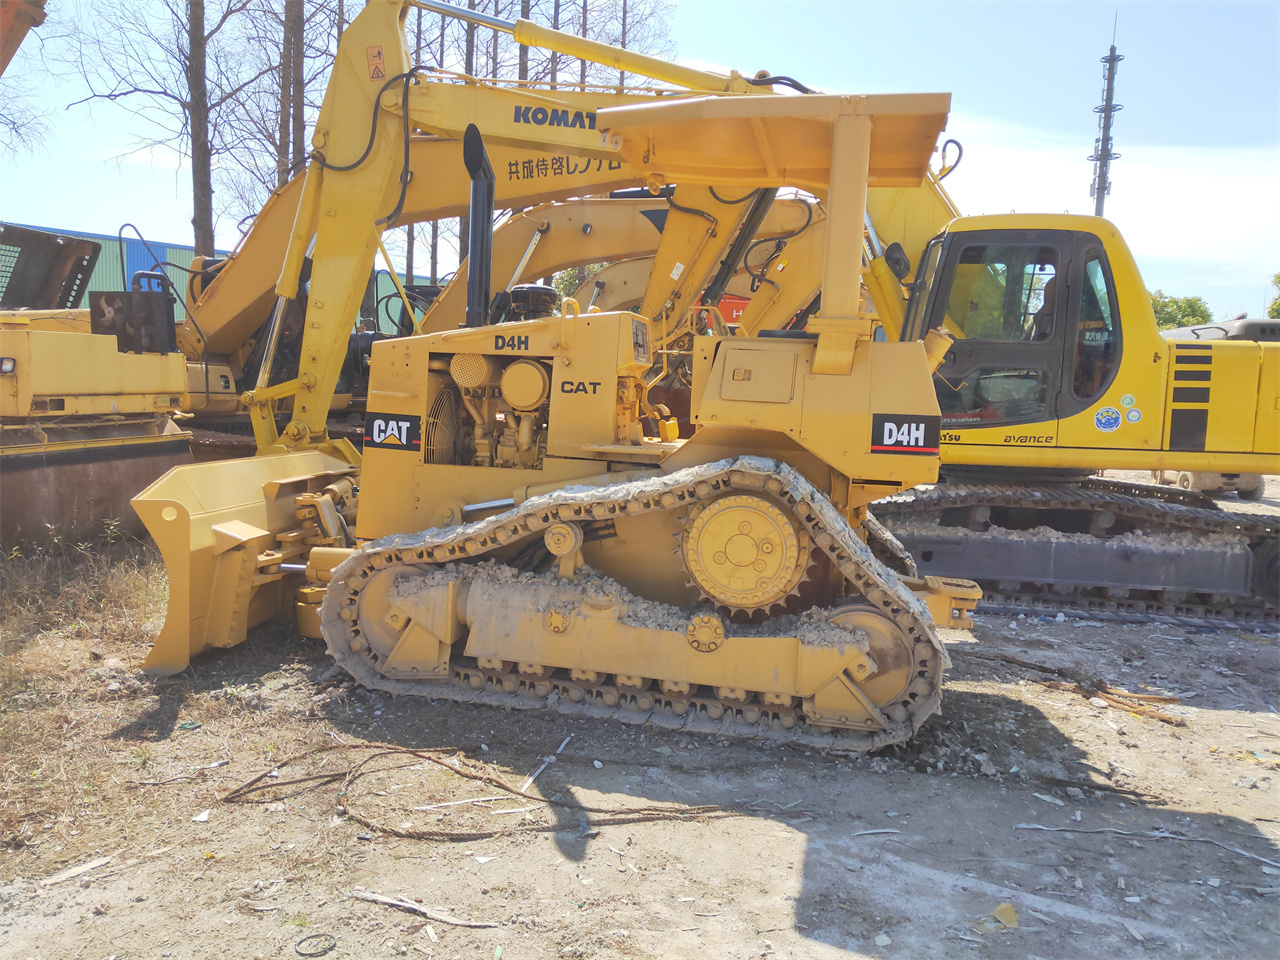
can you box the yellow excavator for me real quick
[132,0,980,751]
[869,214,1278,620]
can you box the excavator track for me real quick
[874,481,1280,627]
[321,457,949,753]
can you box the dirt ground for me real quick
[1,479,1277,960]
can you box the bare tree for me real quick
[64,0,274,254]
[0,65,47,152]
[212,0,344,228]
[0,0,62,153]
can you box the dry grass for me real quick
[0,536,168,843]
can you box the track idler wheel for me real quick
[803,604,939,730]
[1253,538,1279,608]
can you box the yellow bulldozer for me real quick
[131,0,981,751]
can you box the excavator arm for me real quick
[228,0,776,457]
[178,136,648,368]
[419,195,819,333]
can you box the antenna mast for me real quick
[1088,29,1123,217]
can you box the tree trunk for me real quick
[489,0,498,78]
[619,0,627,87]
[405,7,423,285]
[288,0,305,171]
[336,0,344,41]
[188,0,214,256]
[579,0,587,87]
[518,0,529,80]
[405,225,415,285]
[430,220,439,284]
[277,6,291,186]
[549,0,561,87]
[465,0,476,75]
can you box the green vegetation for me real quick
[1268,272,1279,320]
[1148,290,1212,331]
[552,263,608,305]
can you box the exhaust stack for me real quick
[463,124,495,327]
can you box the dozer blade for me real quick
[131,451,357,675]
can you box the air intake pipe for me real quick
[463,124,495,328]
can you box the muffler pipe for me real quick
[463,124,495,328]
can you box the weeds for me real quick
[0,536,164,650]
[0,534,166,839]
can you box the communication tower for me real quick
[1088,42,1123,216]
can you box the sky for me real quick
[2,0,1277,319]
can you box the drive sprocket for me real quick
[680,493,812,615]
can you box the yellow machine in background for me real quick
[0,2,192,545]
[867,214,1280,616]
[133,0,979,751]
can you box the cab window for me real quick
[1074,249,1119,400]
[902,236,944,341]
[944,243,1058,342]
[936,367,1052,426]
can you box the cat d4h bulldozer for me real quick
[132,0,979,751]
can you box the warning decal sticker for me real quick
[366,45,385,80]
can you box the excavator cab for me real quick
[903,225,1124,440]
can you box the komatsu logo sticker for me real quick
[1094,406,1122,432]
[870,414,941,454]
[513,105,596,129]
[364,413,422,450]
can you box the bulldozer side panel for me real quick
[692,337,941,503]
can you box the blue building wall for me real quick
[21,224,427,331]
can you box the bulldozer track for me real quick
[976,590,1279,629]
[874,482,1278,539]
[321,456,949,753]
[873,481,1280,627]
